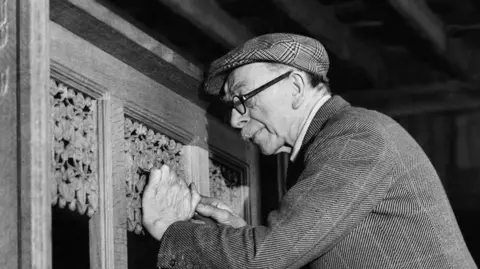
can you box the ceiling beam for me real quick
[272,0,388,86]
[343,80,480,116]
[388,0,480,82]
[156,0,255,48]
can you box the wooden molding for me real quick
[50,0,206,108]
[1,1,51,268]
[89,94,128,269]
[388,0,480,82]
[17,0,52,269]
[64,0,203,80]
[157,0,255,48]
[272,0,388,85]
[209,155,254,224]
[0,0,18,267]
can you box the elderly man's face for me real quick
[224,63,294,155]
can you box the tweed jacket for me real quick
[157,96,477,269]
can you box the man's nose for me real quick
[230,109,249,129]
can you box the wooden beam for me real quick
[156,0,255,48]
[18,0,52,269]
[272,0,388,85]
[388,0,480,82]
[66,0,204,79]
[51,0,207,108]
[342,80,480,116]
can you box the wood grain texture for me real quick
[245,144,262,226]
[50,21,250,162]
[182,144,211,196]
[0,0,18,268]
[90,94,128,269]
[18,0,51,269]
[66,0,203,80]
[50,14,263,248]
[157,0,254,48]
[50,0,206,108]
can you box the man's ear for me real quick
[291,72,306,110]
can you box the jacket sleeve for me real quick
[156,116,395,269]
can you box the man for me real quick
[142,33,477,268]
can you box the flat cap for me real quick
[203,33,330,95]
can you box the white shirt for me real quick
[290,94,331,162]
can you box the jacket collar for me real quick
[300,95,351,152]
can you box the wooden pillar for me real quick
[0,0,51,268]
[89,94,128,269]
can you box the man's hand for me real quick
[142,165,201,240]
[192,188,247,228]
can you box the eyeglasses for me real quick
[229,71,292,115]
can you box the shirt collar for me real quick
[290,94,332,162]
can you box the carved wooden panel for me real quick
[50,78,99,217]
[124,118,185,234]
[47,6,262,269]
[209,159,249,220]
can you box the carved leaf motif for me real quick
[77,186,86,205]
[50,79,98,217]
[88,191,98,210]
[59,182,74,202]
[76,200,87,215]
[124,118,185,234]
[69,199,77,212]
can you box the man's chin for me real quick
[255,144,291,155]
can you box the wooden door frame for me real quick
[0,0,51,268]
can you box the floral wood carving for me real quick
[209,159,248,218]
[50,79,98,217]
[124,118,184,234]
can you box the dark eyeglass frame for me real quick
[230,70,293,115]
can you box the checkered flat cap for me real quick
[204,33,330,95]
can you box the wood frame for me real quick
[0,0,51,268]
[49,0,206,108]
[91,94,128,269]
[49,7,262,266]
[208,151,252,222]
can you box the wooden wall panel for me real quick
[49,19,257,191]
[0,0,18,267]
[183,145,210,196]
[49,5,262,264]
